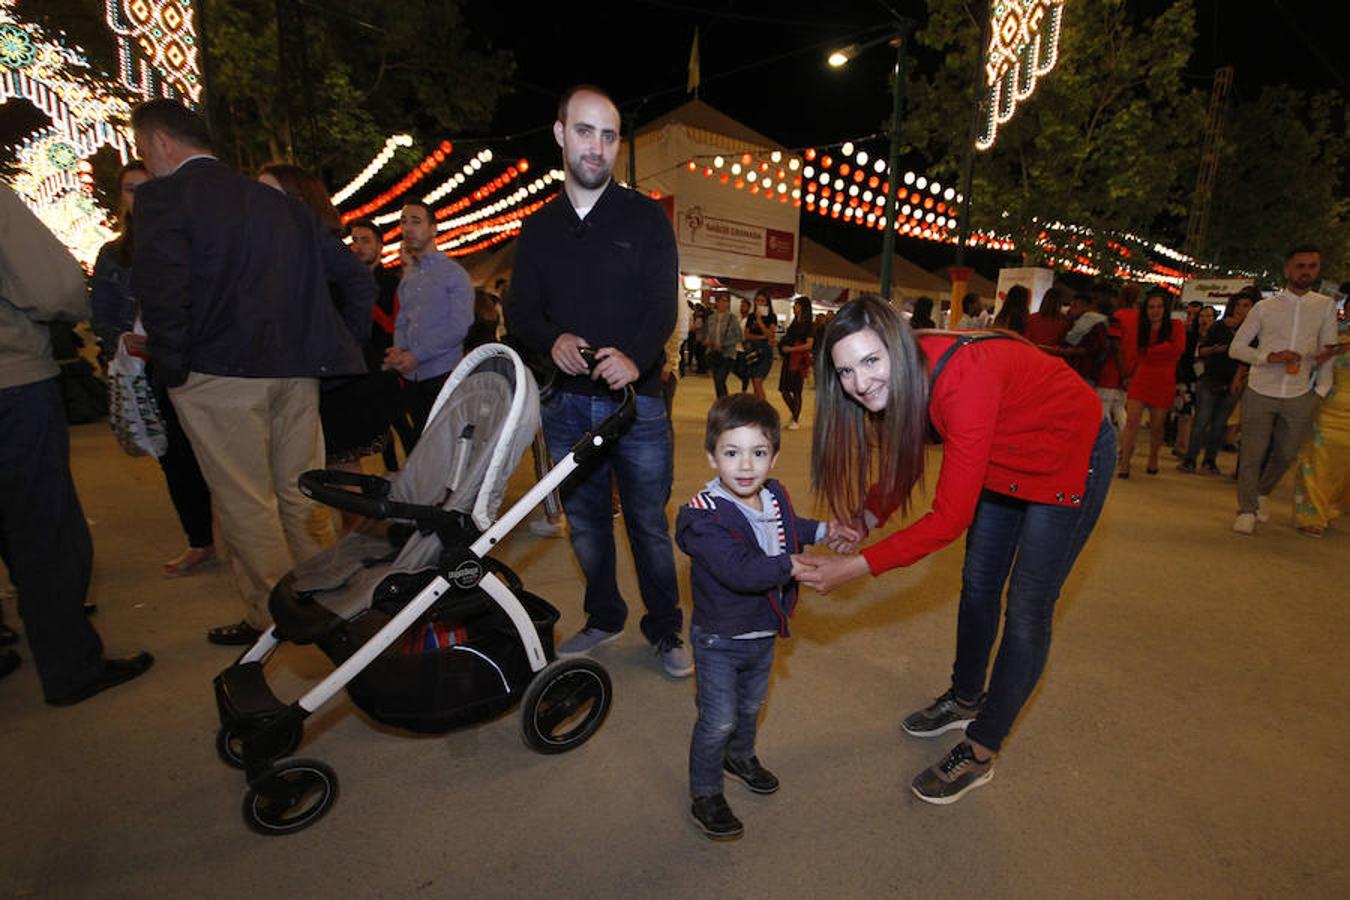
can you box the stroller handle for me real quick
[568,347,637,463]
[297,469,457,530]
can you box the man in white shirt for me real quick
[1228,244,1339,534]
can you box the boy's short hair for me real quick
[704,393,780,454]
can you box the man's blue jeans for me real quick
[542,391,682,643]
[688,625,775,797]
[953,419,1115,753]
[1184,381,1238,466]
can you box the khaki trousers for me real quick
[170,374,334,628]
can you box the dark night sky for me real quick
[464,0,1342,271]
[4,1,1340,273]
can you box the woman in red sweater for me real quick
[1116,289,1187,477]
[795,296,1114,805]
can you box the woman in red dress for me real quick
[1117,289,1187,477]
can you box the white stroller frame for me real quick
[214,343,632,835]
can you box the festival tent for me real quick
[622,99,800,291]
[860,252,953,301]
[796,237,882,307]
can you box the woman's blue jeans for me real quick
[953,419,1115,752]
[1184,381,1238,466]
[688,625,776,797]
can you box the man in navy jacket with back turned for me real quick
[131,99,373,646]
[506,84,690,677]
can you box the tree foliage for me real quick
[904,0,1205,268]
[202,0,515,184]
[1207,86,1349,281]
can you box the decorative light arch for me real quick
[1,0,202,262]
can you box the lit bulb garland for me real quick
[340,140,455,225]
[331,133,413,205]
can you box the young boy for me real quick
[675,394,831,841]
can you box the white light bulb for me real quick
[930,182,940,195]
[747,171,758,182]
[856,151,869,166]
[470,159,482,170]
[732,163,742,175]
[834,179,844,191]
[803,165,814,179]
[863,190,873,202]
[916,176,928,190]
[788,159,800,171]
[943,188,955,201]
[848,185,859,197]
[904,171,916,185]
[874,159,886,173]
[771,151,782,163]
[841,142,854,156]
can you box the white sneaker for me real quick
[1232,513,1257,535]
[528,518,564,538]
[1256,495,1270,523]
[785,420,800,430]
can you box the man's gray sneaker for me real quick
[556,626,621,657]
[911,741,994,805]
[901,689,984,738]
[656,634,693,677]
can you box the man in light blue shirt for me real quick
[385,199,474,435]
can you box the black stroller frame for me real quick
[212,344,634,835]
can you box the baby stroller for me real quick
[212,343,632,835]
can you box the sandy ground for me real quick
[1,369,1346,900]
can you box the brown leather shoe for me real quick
[207,621,263,646]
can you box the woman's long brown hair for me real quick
[259,162,342,236]
[811,295,931,523]
[114,161,147,266]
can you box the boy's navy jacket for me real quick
[675,478,820,638]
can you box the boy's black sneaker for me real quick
[1202,461,1221,476]
[690,793,744,841]
[911,741,995,805]
[724,754,779,794]
[901,689,984,737]
[1177,460,1196,473]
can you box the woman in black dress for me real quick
[777,296,815,429]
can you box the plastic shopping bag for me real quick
[106,331,167,457]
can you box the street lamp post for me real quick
[879,34,906,301]
[830,25,911,302]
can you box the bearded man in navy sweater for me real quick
[506,85,690,678]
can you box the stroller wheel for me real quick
[216,720,302,770]
[242,758,339,836]
[520,658,612,754]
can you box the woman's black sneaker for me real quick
[724,754,779,794]
[902,689,984,737]
[690,793,744,841]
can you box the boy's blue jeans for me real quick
[689,624,775,797]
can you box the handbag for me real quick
[734,346,763,380]
[107,329,168,457]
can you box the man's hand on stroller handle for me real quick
[551,333,591,375]
[552,336,639,390]
[591,347,639,390]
